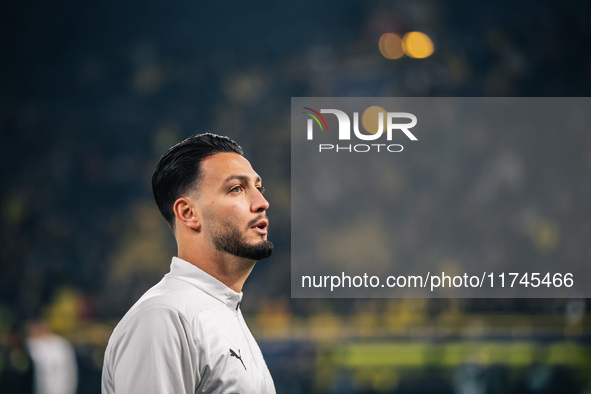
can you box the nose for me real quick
[251,189,269,213]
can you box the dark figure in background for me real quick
[0,323,34,394]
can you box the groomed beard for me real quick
[211,224,274,260]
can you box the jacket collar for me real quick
[166,256,243,310]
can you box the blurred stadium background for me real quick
[1,0,590,393]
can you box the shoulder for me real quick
[106,277,227,347]
[128,276,224,321]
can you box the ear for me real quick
[173,197,201,230]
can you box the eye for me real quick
[229,185,244,193]
[257,186,265,194]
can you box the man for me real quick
[27,320,78,394]
[102,133,276,393]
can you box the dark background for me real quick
[1,1,590,393]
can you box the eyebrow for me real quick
[223,174,262,184]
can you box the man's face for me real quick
[196,152,273,260]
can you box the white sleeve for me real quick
[103,306,199,394]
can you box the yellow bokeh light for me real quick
[361,106,387,134]
[402,31,434,59]
[378,33,404,60]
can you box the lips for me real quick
[250,218,269,235]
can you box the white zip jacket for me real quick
[102,257,276,393]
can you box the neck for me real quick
[178,247,256,293]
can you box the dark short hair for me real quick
[152,133,243,228]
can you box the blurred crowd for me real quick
[1,0,590,392]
